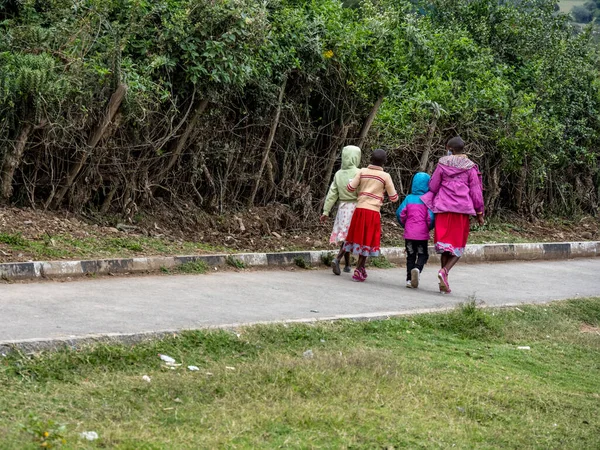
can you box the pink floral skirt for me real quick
[330,202,357,244]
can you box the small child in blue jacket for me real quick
[396,172,435,288]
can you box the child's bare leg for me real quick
[356,255,367,270]
[443,255,460,272]
[331,242,346,276]
[441,253,449,269]
[343,251,350,268]
[336,242,345,261]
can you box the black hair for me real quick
[446,136,465,154]
[371,148,387,166]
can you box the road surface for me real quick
[0,259,598,345]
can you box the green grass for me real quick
[0,233,227,262]
[226,255,246,269]
[0,232,29,247]
[320,251,335,266]
[293,256,310,269]
[0,214,595,265]
[1,299,599,448]
[176,260,209,274]
[468,221,533,244]
[369,255,395,268]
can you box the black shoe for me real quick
[331,259,341,276]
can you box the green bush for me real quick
[0,0,598,218]
[572,5,594,23]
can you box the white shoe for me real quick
[410,268,420,289]
[406,280,413,288]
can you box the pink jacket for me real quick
[421,156,484,216]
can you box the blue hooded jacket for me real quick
[396,172,435,241]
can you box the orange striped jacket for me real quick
[347,165,398,212]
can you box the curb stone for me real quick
[0,241,597,281]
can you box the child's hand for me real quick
[477,215,485,226]
[320,214,329,224]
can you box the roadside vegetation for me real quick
[0,205,597,264]
[1,0,599,228]
[0,299,598,448]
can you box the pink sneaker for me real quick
[359,267,368,279]
[352,269,365,282]
[438,268,450,293]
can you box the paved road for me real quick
[0,259,598,344]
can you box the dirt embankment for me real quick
[0,205,598,263]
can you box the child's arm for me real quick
[468,166,484,215]
[385,174,399,202]
[322,181,339,218]
[427,209,435,230]
[346,169,361,193]
[428,165,442,194]
[396,199,408,226]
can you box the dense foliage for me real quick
[0,0,598,220]
[572,1,600,24]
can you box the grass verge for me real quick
[0,232,227,262]
[1,299,599,448]
[369,255,395,268]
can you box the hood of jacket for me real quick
[341,145,361,170]
[411,172,430,196]
[439,155,476,171]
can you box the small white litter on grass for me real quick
[159,354,176,364]
[226,366,236,371]
[188,366,200,371]
[303,349,314,359]
[80,431,98,441]
[142,375,151,383]
[517,346,531,350]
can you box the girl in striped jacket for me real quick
[343,149,399,282]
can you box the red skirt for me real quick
[434,212,470,257]
[343,208,381,257]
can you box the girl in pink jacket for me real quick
[421,136,484,294]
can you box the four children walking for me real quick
[322,136,485,293]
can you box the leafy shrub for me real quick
[572,5,594,23]
[0,0,599,219]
